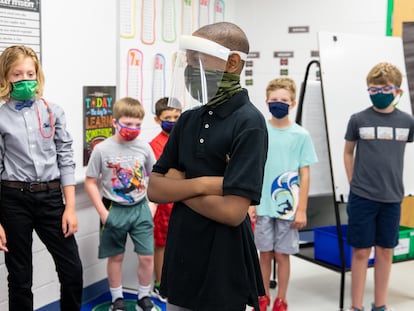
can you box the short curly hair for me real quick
[366,62,402,87]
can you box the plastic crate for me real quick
[393,226,414,261]
[313,225,375,268]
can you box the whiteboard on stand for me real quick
[317,31,413,202]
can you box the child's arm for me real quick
[184,194,251,227]
[149,169,251,226]
[248,205,257,224]
[344,140,356,183]
[84,176,109,224]
[0,224,8,252]
[61,185,78,238]
[292,166,310,229]
[147,170,223,203]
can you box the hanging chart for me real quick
[120,0,136,38]
[162,0,176,42]
[126,48,143,103]
[141,0,156,44]
[152,53,166,114]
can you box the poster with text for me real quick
[0,0,41,57]
[83,86,116,166]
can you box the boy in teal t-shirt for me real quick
[252,78,317,311]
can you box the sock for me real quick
[110,285,123,302]
[137,284,151,300]
[154,281,160,288]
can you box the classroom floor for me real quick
[81,255,414,311]
[251,255,414,311]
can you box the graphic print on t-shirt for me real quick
[107,159,145,203]
[271,171,299,220]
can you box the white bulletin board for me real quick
[318,31,414,202]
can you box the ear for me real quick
[154,116,162,125]
[225,53,243,73]
[290,100,297,109]
[112,118,118,128]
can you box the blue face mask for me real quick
[161,120,176,133]
[370,93,394,109]
[269,101,289,119]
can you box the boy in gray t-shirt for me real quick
[85,97,156,311]
[344,62,414,311]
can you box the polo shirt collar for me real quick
[202,89,248,118]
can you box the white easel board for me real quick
[318,31,413,202]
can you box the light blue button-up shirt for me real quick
[0,98,75,186]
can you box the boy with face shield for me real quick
[147,22,268,311]
[344,62,414,311]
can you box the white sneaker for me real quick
[150,286,167,303]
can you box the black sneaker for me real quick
[136,296,155,311]
[110,297,127,311]
[151,285,167,303]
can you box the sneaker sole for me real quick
[135,306,158,311]
[150,293,167,303]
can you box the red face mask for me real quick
[116,120,141,141]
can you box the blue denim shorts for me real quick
[346,191,400,248]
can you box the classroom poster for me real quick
[0,0,41,56]
[83,86,116,166]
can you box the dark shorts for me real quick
[99,199,154,258]
[346,191,401,248]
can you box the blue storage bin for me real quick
[313,224,375,268]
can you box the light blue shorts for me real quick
[254,216,299,254]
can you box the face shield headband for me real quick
[168,35,247,110]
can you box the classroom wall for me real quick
[0,0,392,309]
[0,0,118,309]
[235,0,388,118]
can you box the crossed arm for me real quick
[147,169,251,226]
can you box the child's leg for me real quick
[154,245,165,284]
[153,203,172,286]
[107,253,125,288]
[130,200,155,299]
[351,247,371,309]
[137,254,154,302]
[373,200,400,309]
[255,216,277,298]
[138,254,154,287]
[259,250,274,296]
[373,246,393,308]
[274,252,290,301]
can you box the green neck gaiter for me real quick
[207,72,242,107]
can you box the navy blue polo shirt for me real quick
[153,89,268,311]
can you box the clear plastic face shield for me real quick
[168,35,247,110]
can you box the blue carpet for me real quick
[81,292,166,311]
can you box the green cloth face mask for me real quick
[10,80,38,101]
[207,72,243,107]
